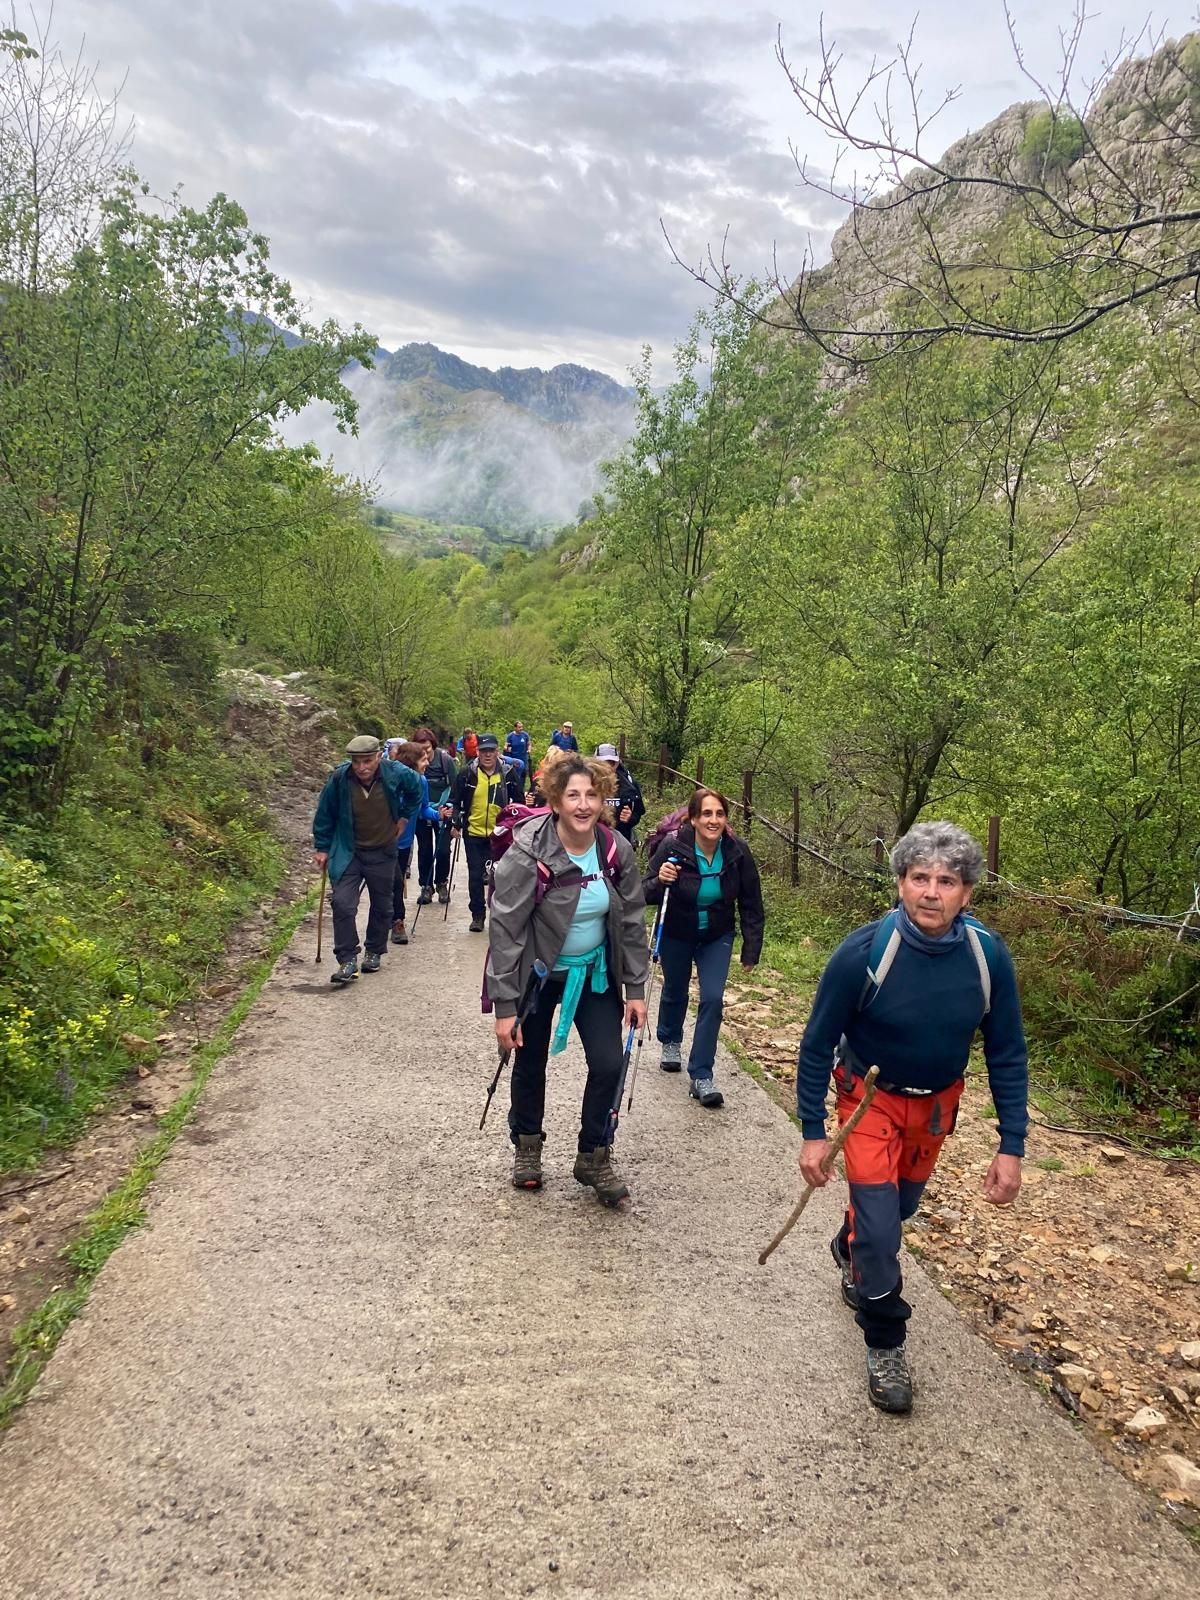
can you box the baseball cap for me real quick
[595,743,620,763]
[346,735,381,756]
[477,733,500,751]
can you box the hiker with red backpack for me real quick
[796,821,1028,1416]
[452,734,524,933]
[644,787,764,1108]
[487,755,650,1203]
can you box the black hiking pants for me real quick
[508,975,624,1153]
[392,845,413,924]
[465,834,491,920]
[331,847,395,960]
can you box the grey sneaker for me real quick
[866,1346,913,1414]
[361,951,382,974]
[417,886,433,905]
[512,1134,543,1190]
[831,1236,858,1310]
[468,916,485,933]
[330,958,358,986]
[573,1145,629,1206]
[659,1041,682,1073]
[436,883,450,904]
[688,1074,724,1108]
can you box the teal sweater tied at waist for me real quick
[550,942,608,1055]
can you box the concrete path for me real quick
[0,891,1194,1599]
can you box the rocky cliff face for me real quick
[380,343,633,424]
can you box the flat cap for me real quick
[345,734,381,756]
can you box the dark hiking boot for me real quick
[361,951,382,974]
[867,1346,913,1414]
[436,882,450,904]
[468,916,485,933]
[831,1235,858,1310]
[391,919,409,944]
[417,886,434,905]
[659,1041,682,1073]
[688,1074,723,1108]
[330,958,358,986]
[512,1134,544,1190]
[573,1145,629,1206]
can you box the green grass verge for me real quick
[0,890,313,1430]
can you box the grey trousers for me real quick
[331,847,396,960]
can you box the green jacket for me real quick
[312,760,422,884]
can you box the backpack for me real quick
[480,814,622,1013]
[857,907,998,1016]
[644,806,689,862]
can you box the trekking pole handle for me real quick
[757,1066,880,1266]
[626,887,670,1113]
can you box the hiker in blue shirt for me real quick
[795,820,1028,1416]
[505,721,531,772]
[549,721,579,752]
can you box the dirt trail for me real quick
[0,890,1195,1598]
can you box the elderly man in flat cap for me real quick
[312,735,423,985]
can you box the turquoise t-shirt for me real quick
[696,842,724,932]
[556,843,611,961]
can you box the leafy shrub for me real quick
[0,847,132,1161]
[1020,109,1086,171]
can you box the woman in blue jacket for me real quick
[389,741,440,944]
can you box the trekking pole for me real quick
[757,1066,880,1266]
[315,865,328,963]
[443,831,461,921]
[626,880,672,1113]
[480,960,549,1129]
[607,1021,638,1143]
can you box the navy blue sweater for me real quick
[796,916,1028,1157]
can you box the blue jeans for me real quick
[655,931,734,1078]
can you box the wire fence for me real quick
[620,740,1200,941]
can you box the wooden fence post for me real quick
[695,753,705,787]
[791,787,801,886]
[742,770,753,836]
[619,731,626,765]
[656,743,668,796]
[987,815,1001,883]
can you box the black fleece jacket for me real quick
[643,824,765,964]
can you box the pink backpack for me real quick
[480,814,621,1013]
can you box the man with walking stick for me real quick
[312,736,423,987]
[794,822,1028,1414]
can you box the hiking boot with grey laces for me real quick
[512,1134,543,1191]
[417,886,433,905]
[866,1346,913,1414]
[688,1074,724,1108]
[330,958,358,986]
[573,1145,629,1206]
[361,950,382,974]
[659,1041,682,1073]
[831,1235,858,1310]
[436,882,450,904]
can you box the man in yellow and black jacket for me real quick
[451,733,524,932]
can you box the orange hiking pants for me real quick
[834,1064,964,1348]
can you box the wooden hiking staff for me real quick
[315,866,327,962]
[758,1065,880,1266]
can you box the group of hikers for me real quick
[312,726,1028,1418]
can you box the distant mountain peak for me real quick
[380,342,633,423]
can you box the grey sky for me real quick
[26,1,1189,378]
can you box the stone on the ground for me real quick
[1180,1341,1200,1368]
[1098,1146,1127,1162]
[1150,1454,1200,1505]
[1164,1262,1194,1283]
[1124,1406,1169,1438]
[1056,1364,1096,1395]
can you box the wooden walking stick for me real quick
[758,1065,880,1266]
[315,865,328,963]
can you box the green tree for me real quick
[591,291,822,767]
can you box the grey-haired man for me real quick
[796,821,1028,1414]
